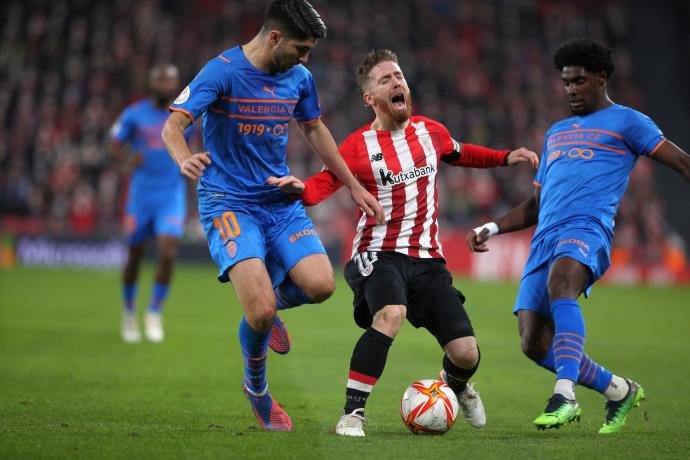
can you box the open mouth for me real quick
[390,93,406,110]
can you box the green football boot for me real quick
[534,393,582,430]
[598,379,645,434]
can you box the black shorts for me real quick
[344,251,475,347]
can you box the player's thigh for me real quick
[124,204,155,246]
[550,227,610,299]
[418,268,475,348]
[265,202,327,288]
[153,193,186,243]
[201,208,267,283]
[286,253,335,302]
[228,258,276,323]
[344,252,408,329]
[513,242,552,318]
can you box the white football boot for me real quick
[334,408,367,437]
[439,371,486,428]
[457,383,486,428]
[121,312,141,343]
[144,312,164,343]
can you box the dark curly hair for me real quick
[553,38,615,79]
[356,49,399,92]
[262,0,327,40]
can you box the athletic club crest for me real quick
[226,241,237,258]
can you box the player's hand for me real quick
[351,185,385,225]
[466,228,491,253]
[267,175,305,194]
[506,147,539,169]
[180,152,211,180]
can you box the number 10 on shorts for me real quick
[213,211,241,241]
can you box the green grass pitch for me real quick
[1,265,689,459]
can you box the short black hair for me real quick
[262,0,327,40]
[356,49,399,92]
[553,38,615,79]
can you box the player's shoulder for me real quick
[342,123,371,145]
[411,115,446,129]
[202,46,241,75]
[122,99,150,117]
[610,103,653,123]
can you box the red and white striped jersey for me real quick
[300,115,509,260]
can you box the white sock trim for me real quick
[472,222,499,239]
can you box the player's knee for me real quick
[302,273,335,303]
[446,338,479,369]
[372,304,406,337]
[520,335,548,362]
[547,273,575,300]
[245,303,276,332]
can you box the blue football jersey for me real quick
[169,46,321,209]
[534,104,665,240]
[111,99,194,202]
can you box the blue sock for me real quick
[274,277,313,311]
[550,298,585,382]
[239,316,270,394]
[148,282,169,314]
[537,348,613,393]
[123,284,137,313]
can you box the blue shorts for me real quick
[125,192,186,245]
[200,200,326,287]
[513,220,611,318]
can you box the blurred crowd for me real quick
[0,0,684,268]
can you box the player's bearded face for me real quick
[270,37,316,74]
[367,61,413,123]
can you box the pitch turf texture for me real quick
[1,266,689,459]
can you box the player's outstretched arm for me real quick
[650,140,690,182]
[443,144,539,169]
[295,119,384,223]
[466,187,540,253]
[268,168,342,207]
[506,147,539,168]
[161,111,211,180]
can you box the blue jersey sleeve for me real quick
[292,70,321,123]
[623,109,664,156]
[534,132,549,186]
[170,57,231,122]
[110,107,136,144]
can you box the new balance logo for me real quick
[263,86,277,97]
[379,164,436,186]
[370,152,383,162]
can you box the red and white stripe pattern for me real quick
[347,370,378,393]
[351,119,443,259]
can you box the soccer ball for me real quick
[400,379,459,435]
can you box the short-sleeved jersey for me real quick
[111,99,194,202]
[534,104,665,240]
[169,46,321,208]
[299,115,507,259]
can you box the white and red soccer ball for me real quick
[400,379,459,435]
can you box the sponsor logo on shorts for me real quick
[354,252,378,277]
[227,240,237,258]
[289,229,318,243]
[557,238,590,252]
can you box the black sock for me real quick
[443,347,481,395]
[344,327,393,415]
